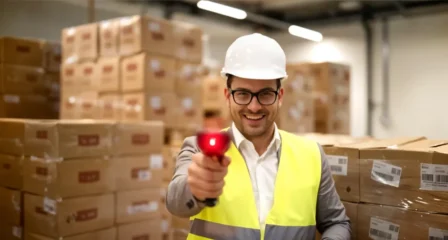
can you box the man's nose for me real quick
[247,97,262,112]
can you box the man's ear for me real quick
[278,87,284,106]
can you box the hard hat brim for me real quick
[220,69,288,81]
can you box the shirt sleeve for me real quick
[166,136,206,218]
[316,144,352,240]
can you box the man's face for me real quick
[225,76,284,139]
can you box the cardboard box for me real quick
[0,119,113,158]
[0,37,44,68]
[172,216,190,231]
[175,94,203,130]
[121,92,177,126]
[99,19,120,57]
[45,72,60,101]
[24,193,114,237]
[98,93,122,120]
[60,91,100,120]
[121,52,176,93]
[358,204,448,240]
[359,139,448,214]
[202,74,226,111]
[97,57,120,93]
[77,61,98,91]
[163,146,176,182]
[114,154,164,191]
[117,220,163,240]
[285,64,313,96]
[0,224,21,240]
[277,94,314,133]
[161,216,173,240]
[118,15,174,57]
[0,64,46,94]
[0,154,23,190]
[315,201,358,240]
[113,121,164,155]
[61,27,78,63]
[172,21,203,64]
[175,61,202,95]
[0,187,22,225]
[60,63,77,93]
[23,156,115,198]
[42,41,61,73]
[0,94,50,119]
[25,227,116,240]
[115,188,162,224]
[75,23,99,61]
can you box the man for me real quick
[166,33,351,240]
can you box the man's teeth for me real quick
[245,115,263,120]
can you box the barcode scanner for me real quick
[196,131,231,207]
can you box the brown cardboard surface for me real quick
[323,146,360,202]
[121,92,177,127]
[357,137,448,214]
[96,57,120,93]
[0,37,44,68]
[23,156,115,198]
[45,72,60,101]
[0,94,51,119]
[285,64,313,96]
[113,121,164,155]
[114,154,164,191]
[25,227,116,240]
[99,19,120,57]
[358,204,448,240]
[277,94,314,133]
[172,216,190,231]
[0,154,23,189]
[316,201,358,240]
[115,188,162,224]
[172,21,203,64]
[98,93,122,120]
[175,61,202,95]
[24,193,114,237]
[0,118,113,158]
[76,23,99,61]
[0,64,46,94]
[42,41,61,73]
[0,187,22,225]
[60,63,78,93]
[76,61,98,91]
[61,27,77,63]
[0,223,22,240]
[163,146,176,182]
[202,74,226,111]
[60,91,100,120]
[118,15,175,57]
[117,219,163,240]
[175,94,203,130]
[121,52,176,93]
[160,182,170,219]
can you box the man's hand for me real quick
[187,153,231,201]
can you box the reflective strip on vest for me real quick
[190,219,261,240]
[190,219,317,240]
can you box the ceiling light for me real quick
[197,0,247,20]
[288,25,323,42]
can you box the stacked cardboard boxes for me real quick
[112,121,166,240]
[0,37,60,119]
[60,15,205,132]
[276,64,315,133]
[312,135,448,239]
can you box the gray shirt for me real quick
[166,130,351,240]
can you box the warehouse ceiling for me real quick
[126,0,448,31]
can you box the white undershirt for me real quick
[231,122,281,230]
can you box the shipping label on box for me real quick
[24,193,114,237]
[115,188,162,224]
[0,187,22,226]
[99,19,120,57]
[0,64,46,95]
[121,52,176,93]
[23,156,115,198]
[117,220,163,240]
[0,154,23,191]
[118,15,175,57]
[114,154,164,191]
[97,57,120,93]
[113,121,164,155]
[0,37,44,68]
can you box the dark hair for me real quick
[226,74,282,89]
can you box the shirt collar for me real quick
[231,122,281,151]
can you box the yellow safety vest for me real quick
[187,130,322,240]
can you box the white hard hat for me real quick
[221,33,288,80]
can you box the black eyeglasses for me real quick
[229,88,279,106]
